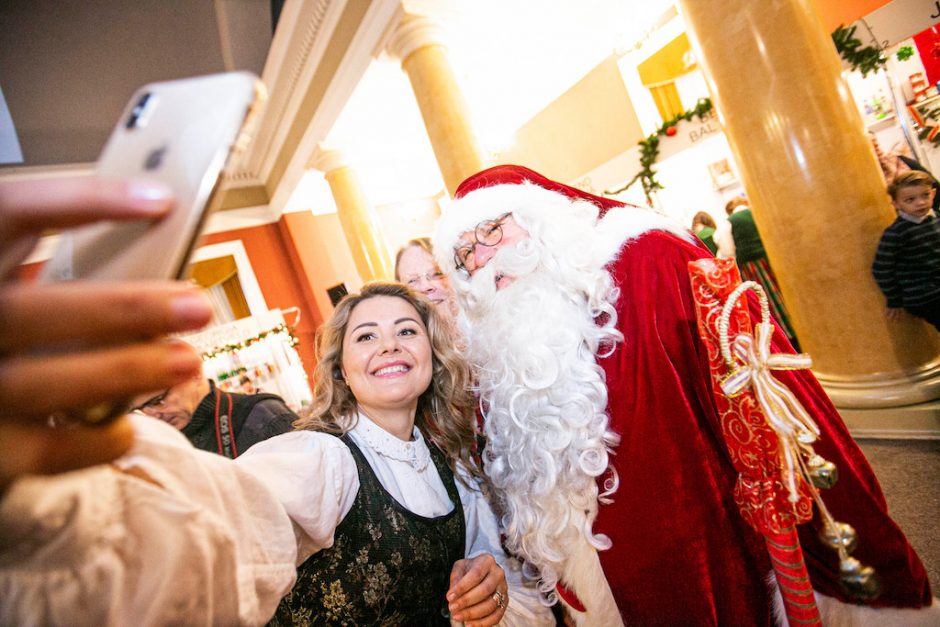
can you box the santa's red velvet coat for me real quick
[592,229,932,624]
[440,164,935,624]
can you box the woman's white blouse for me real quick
[0,414,551,626]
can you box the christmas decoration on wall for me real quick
[896,45,914,62]
[182,309,312,409]
[608,22,892,203]
[201,324,302,395]
[200,323,300,360]
[607,97,713,202]
[831,24,887,78]
[908,103,940,145]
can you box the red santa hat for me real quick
[434,164,634,272]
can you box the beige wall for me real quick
[497,55,645,183]
[281,210,363,320]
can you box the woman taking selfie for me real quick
[260,282,548,625]
[0,262,549,624]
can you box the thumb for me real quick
[449,558,470,589]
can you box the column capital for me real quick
[309,143,347,173]
[387,13,447,63]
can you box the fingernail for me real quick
[127,180,173,211]
[166,340,204,378]
[171,292,213,329]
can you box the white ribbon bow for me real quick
[720,322,818,502]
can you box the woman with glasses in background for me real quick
[395,237,458,320]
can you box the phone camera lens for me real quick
[125,92,153,129]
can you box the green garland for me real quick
[607,97,713,201]
[609,25,887,202]
[217,366,248,382]
[831,24,886,77]
[201,323,300,360]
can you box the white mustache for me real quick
[462,240,542,313]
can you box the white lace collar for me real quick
[352,411,431,472]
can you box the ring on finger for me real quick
[492,589,506,610]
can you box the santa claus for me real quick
[433,164,937,626]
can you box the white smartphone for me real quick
[41,71,265,283]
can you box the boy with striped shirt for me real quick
[872,170,940,330]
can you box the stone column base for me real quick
[836,402,940,440]
[818,365,940,439]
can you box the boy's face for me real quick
[893,183,936,220]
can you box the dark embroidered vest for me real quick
[269,434,465,626]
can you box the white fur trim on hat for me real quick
[433,182,568,273]
[432,181,694,274]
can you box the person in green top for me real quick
[691,211,718,255]
[716,196,800,349]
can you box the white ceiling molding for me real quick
[221,0,404,218]
[238,0,347,182]
[265,0,404,214]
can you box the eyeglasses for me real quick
[131,389,170,413]
[453,213,511,274]
[402,269,445,288]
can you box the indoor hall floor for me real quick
[857,438,940,592]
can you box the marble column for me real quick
[388,14,489,196]
[678,0,940,420]
[311,145,393,282]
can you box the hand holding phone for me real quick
[0,176,214,491]
[15,71,263,432]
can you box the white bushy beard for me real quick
[455,236,623,602]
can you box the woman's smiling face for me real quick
[341,295,433,416]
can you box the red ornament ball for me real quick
[665,126,678,137]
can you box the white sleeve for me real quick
[235,431,359,564]
[0,415,298,627]
[455,467,555,627]
[715,219,736,259]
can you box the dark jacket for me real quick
[181,380,296,457]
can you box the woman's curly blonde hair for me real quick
[294,281,481,480]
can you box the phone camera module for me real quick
[125,92,156,129]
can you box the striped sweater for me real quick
[872,214,940,308]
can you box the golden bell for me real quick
[808,458,838,489]
[806,453,825,468]
[819,521,858,553]
[839,557,882,599]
